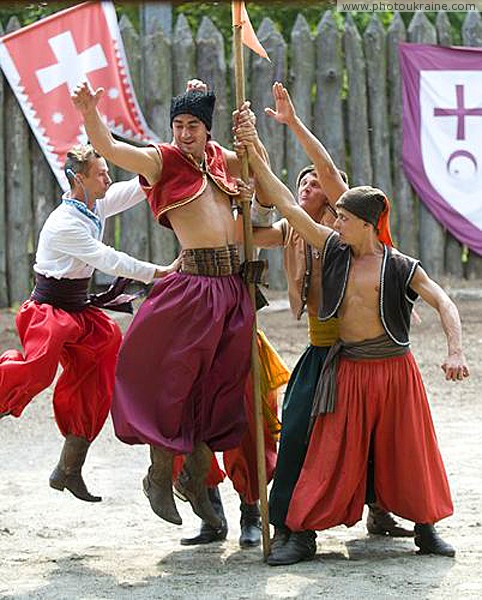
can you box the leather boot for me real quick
[414,524,455,557]
[49,434,101,503]
[177,442,222,529]
[267,530,317,566]
[271,525,291,552]
[180,486,228,545]
[239,500,261,548]
[366,504,414,537]
[143,446,182,525]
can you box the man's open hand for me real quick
[72,80,104,115]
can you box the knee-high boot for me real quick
[143,446,182,525]
[177,442,222,529]
[239,499,261,548]
[49,434,101,503]
[180,486,228,545]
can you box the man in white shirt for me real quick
[0,144,176,503]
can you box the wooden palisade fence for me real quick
[1,6,481,306]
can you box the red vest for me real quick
[142,141,239,229]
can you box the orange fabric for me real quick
[257,329,290,437]
[286,353,453,531]
[0,300,122,441]
[377,196,394,247]
[232,1,270,60]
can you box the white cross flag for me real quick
[0,1,156,190]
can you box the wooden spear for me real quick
[232,2,271,559]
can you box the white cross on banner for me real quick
[0,1,157,190]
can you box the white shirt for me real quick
[34,177,156,284]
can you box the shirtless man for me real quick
[72,79,267,529]
[236,83,411,547]
[241,129,469,564]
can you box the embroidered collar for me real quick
[63,198,101,233]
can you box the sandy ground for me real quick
[1,286,481,600]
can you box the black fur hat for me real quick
[170,90,216,131]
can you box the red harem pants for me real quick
[286,352,453,531]
[0,300,122,441]
[173,330,290,503]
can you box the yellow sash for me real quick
[308,315,339,347]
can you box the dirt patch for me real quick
[1,288,481,599]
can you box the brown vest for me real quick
[282,219,322,320]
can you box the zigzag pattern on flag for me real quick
[0,0,156,191]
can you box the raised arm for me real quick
[410,266,469,381]
[72,81,161,185]
[265,82,348,204]
[245,142,332,249]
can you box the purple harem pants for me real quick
[111,270,254,453]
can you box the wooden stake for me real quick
[233,19,271,560]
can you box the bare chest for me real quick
[169,181,237,246]
[343,256,382,310]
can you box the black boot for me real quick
[414,524,455,557]
[366,504,414,537]
[271,525,291,552]
[143,446,182,525]
[239,500,261,548]
[267,530,317,566]
[177,443,222,529]
[49,434,101,503]
[180,486,228,545]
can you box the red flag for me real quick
[0,1,156,191]
[232,1,270,61]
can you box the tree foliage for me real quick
[173,1,469,44]
[0,2,72,28]
[0,1,470,45]
[0,1,138,30]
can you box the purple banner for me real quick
[399,43,482,256]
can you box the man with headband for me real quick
[241,123,469,564]
[72,79,267,530]
[239,82,412,554]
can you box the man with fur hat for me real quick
[72,79,267,530]
[239,115,469,564]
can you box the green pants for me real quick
[269,344,330,528]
